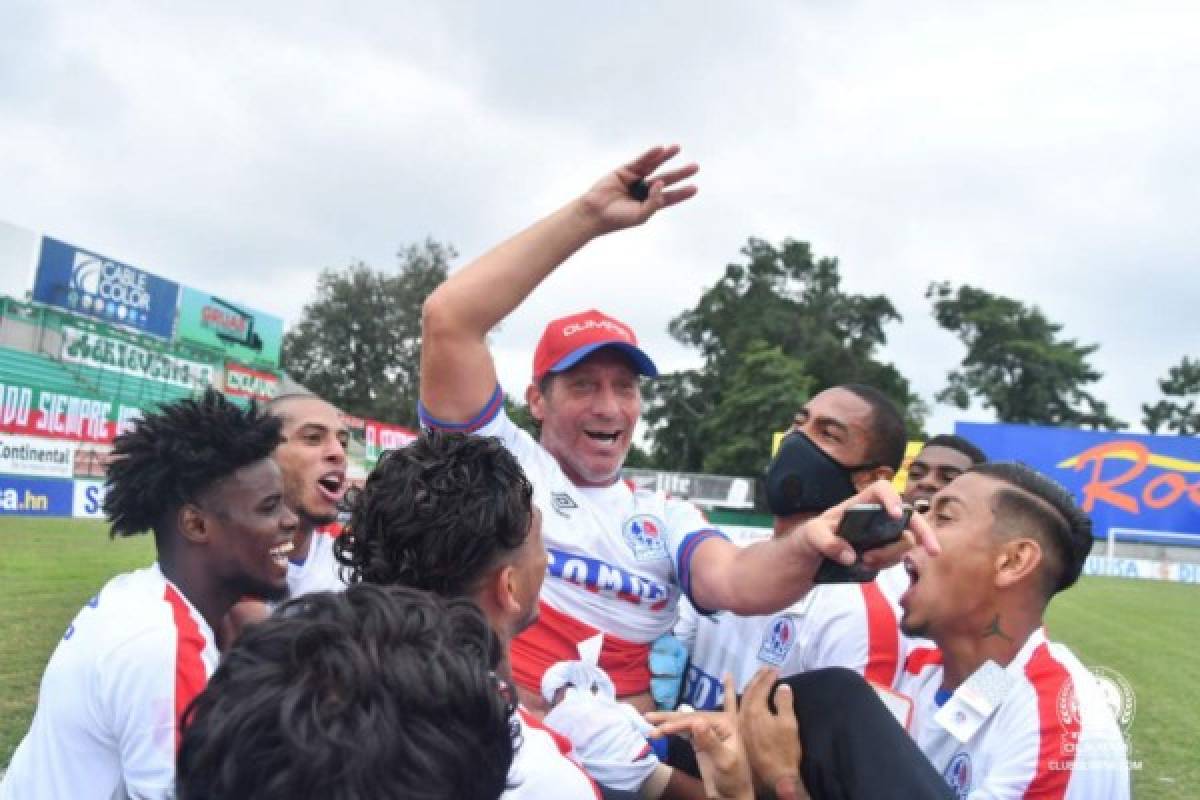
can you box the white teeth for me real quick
[270,542,294,557]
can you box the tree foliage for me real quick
[282,239,454,426]
[927,282,1124,430]
[1142,356,1200,435]
[645,238,925,475]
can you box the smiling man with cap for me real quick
[419,144,939,714]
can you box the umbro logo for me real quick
[551,492,578,517]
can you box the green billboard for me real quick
[177,287,283,368]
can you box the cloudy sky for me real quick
[2,1,1196,438]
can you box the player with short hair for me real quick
[266,393,351,597]
[419,145,937,712]
[903,433,987,507]
[176,583,517,800]
[675,385,911,709]
[1,390,296,800]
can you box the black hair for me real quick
[841,384,908,471]
[104,389,282,540]
[972,462,1093,597]
[335,430,534,596]
[177,584,517,800]
[923,434,987,465]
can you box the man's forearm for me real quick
[423,201,600,341]
[691,535,819,616]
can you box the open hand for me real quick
[646,673,752,800]
[576,145,699,235]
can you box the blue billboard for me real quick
[0,475,74,517]
[957,422,1200,548]
[31,237,180,339]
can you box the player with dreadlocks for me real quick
[1,389,297,800]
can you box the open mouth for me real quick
[316,471,346,500]
[269,541,295,569]
[584,430,621,445]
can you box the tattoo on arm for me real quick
[981,614,1014,643]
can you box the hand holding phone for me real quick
[813,503,914,583]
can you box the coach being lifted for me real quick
[418,144,941,713]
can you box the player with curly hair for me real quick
[177,583,518,800]
[1,389,297,800]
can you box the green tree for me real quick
[1142,356,1200,434]
[645,238,925,474]
[697,341,814,476]
[282,239,454,426]
[927,282,1124,430]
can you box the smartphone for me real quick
[813,503,914,584]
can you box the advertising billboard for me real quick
[60,325,216,391]
[177,288,284,367]
[31,237,180,339]
[1,378,143,444]
[0,475,74,516]
[0,434,75,479]
[364,420,418,464]
[223,362,280,402]
[956,422,1200,547]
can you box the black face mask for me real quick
[765,431,875,516]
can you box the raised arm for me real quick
[419,145,699,423]
[688,480,940,615]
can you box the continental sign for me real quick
[956,422,1200,547]
[1,379,143,444]
[224,362,280,402]
[178,288,284,368]
[364,420,418,463]
[61,325,216,391]
[0,434,75,478]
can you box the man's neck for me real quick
[937,608,1041,691]
[290,519,319,566]
[160,554,237,636]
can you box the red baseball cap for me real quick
[532,309,658,382]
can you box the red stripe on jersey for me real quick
[1024,643,1078,798]
[317,522,343,538]
[860,582,900,685]
[510,601,652,697]
[519,708,602,799]
[903,646,943,675]
[163,585,208,753]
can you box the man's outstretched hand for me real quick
[574,144,699,236]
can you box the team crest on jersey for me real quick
[623,514,669,561]
[757,616,796,665]
[942,752,972,799]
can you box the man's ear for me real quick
[177,504,210,546]
[994,538,1043,589]
[854,465,895,491]
[492,563,521,617]
[526,383,546,423]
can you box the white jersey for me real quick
[422,394,724,695]
[504,708,600,800]
[894,628,1129,799]
[677,560,911,710]
[286,525,347,599]
[1,565,218,800]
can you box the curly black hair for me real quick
[177,584,518,800]
[335,430,534,596]
[973,462,1094,597]
[104,389,283,539]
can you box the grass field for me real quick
[2,517,1198,796]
